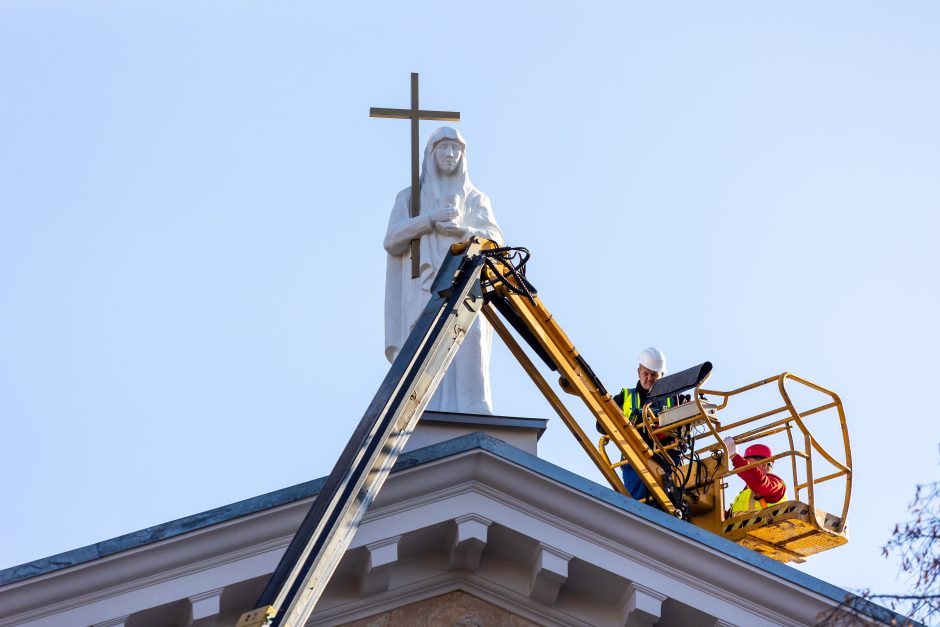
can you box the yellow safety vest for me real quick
[730,485,788,515]
[622,388,672,423]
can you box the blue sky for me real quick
[2,1,939,601]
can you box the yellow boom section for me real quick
[478,246,677,514]
[477,243,852,562]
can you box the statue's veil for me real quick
[420,126,472,202]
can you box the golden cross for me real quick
[371,73,460,278]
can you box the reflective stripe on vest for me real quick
[730,486,788,514]
[621,388,673,423]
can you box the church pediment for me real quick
[0,432,899,626]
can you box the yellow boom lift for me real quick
[238,239,852,627]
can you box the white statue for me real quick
[383,127,503,414]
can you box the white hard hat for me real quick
[638,347,666,374]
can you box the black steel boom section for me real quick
[247,242,488,627]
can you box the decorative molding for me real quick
[528,543,571,606]
[355,471,806,624]
[358,535,401,596]
[0,530,290,624]
[366,536,401,570]
[620,582,666,627]
[448,514,491,572]
[384,466,805,625]
[189,587,224,621]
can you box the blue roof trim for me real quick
[0,430,916,625]
[420,410,548,439]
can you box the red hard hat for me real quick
[744,443,773,459]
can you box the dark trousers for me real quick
[622,449,681,502]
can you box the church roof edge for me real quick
[0,431,906,625]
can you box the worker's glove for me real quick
[677,394,691,405]
[722,436,737,458]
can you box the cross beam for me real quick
[370,73,460,277]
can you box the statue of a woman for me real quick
[383,127,502,414]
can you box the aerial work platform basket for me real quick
[598,369,852,563]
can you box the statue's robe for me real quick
[383,128,502,414]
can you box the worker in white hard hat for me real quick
[601,347,679,502]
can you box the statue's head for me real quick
[434,139,463,174]
[426,127,466,177]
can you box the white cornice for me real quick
[1,444,862,627]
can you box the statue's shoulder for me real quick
[391,187,412,213]
[468,188,491,208]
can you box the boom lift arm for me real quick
[237,238,852,627]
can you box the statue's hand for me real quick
[428,206,459,224]
[434,221,468,238]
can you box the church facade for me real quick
[0,412,900,626]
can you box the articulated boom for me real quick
[478,240,851,562]
[238,238,852,627]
